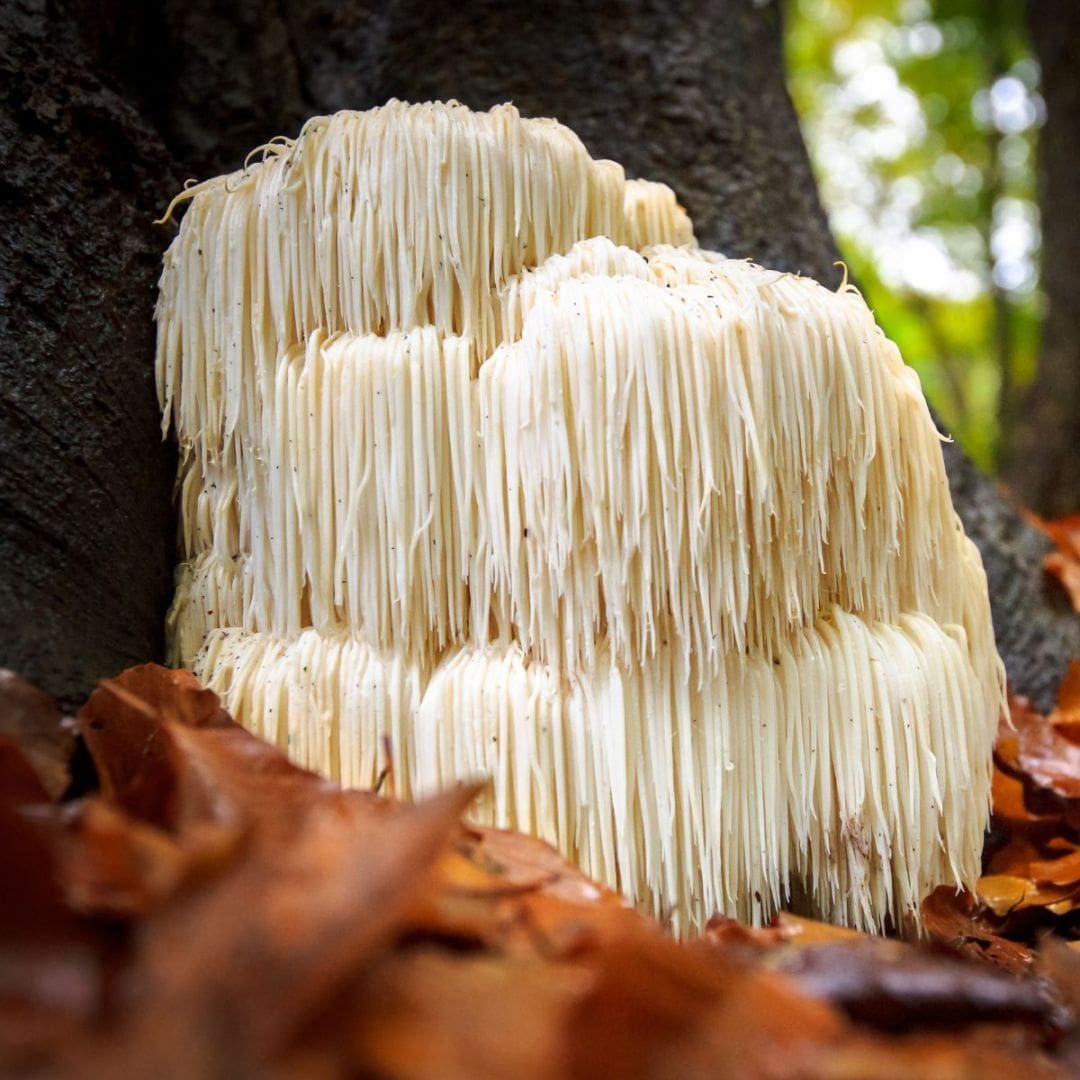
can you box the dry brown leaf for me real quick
[993,767,1056,829]
[1030,849,1080,888]
[1030,513,1080,613]
[61,788,477,1077]
[703,912,870,959]
[55,797,239,918]
[0,670,75,800]
[977,874,1080,917]
[562,924,845,1080]
[0,735,52,805]
[810,1033,1068,1079]
[987,834,1041,877]
[460,824,619,906]
[0,791,110,1078]
[76,665,210,826]
[344,948,587,1080]
[769,939,1063,1033]
[1012,695,1080,801]
[922,887,1035,974]
[1053,662,1080,710]
[1045,553,1080,614]
[6,662,1080,1077]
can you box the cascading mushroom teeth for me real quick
[157,99,1005,935]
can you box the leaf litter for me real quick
[2,663,1080,1076]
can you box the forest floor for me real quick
[3,518,1080,1078]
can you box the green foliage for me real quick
[785,0,1043,471]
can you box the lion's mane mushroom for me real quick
[156,100,1005,934]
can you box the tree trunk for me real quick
[1001,0,1080,517]
[0,1,177,709]
[1,0,1076,709]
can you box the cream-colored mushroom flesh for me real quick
[156,100,1004,934]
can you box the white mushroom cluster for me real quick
[157,100,1005,933]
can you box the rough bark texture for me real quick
[0,0,177,710]
[1,0,1076,709]
[1002,0,1080,518]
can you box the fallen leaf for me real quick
[977,874,1080,917]
[770,939,1063,1033]
[55,797,239,918]
[77,666,210,827]
[0,796,109,1077]
[8,661,1080,1077]
[1030,513,1080,612]
[993,767,1052,829]
[0,670,76,799]
[774,913,871,946]
[1039,514,1080,562]
[987,835,1041,877]
[563,924,844,1079]
[456,824,619,906]
[1014,705,1080,801]
[163,715,343,841]
[0,735,52,805]
[922,887,1034,974]
[1030,849,1080,888]
[814,1033,1067,1079]
[344,948,589,1080]
[703,912,869,956]
[73,787,477,1076]
[1045,553,1080,614]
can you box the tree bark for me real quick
[1001,0,1080,517]
[0,1,177,710]
[1,0,1076,709]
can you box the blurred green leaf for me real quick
[785,0,1044,472]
